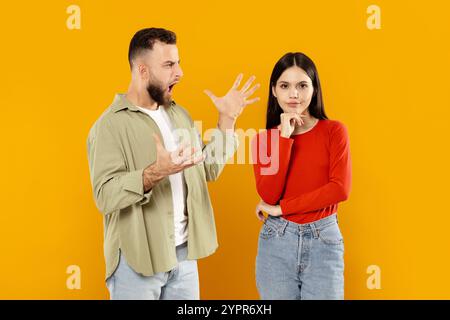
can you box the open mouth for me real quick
[168,82,178,94]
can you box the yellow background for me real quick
[1,0,449,299]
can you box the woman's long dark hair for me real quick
[266,52,328,129]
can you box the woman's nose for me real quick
[289,89,299,98]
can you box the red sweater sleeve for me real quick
[252,129,294,205]
[280,122,352,214]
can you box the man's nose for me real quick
[175,64,183,78]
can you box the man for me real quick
[87,28,259,300]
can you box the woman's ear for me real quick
[271,86,277,98]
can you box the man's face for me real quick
[140,41,183,107]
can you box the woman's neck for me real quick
[292,112,319,134]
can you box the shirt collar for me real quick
[111,93,176,113]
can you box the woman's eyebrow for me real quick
[278,80,311,84]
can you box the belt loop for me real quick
[310,222,319,239]
[278,219,288,236]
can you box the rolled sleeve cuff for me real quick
[122,168,153,206]
[217,128,239,158]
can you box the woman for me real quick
[252,52,352,300]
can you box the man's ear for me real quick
[137,63,149,80]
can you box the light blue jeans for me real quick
[106,242,199,300]
[256,213,344,300]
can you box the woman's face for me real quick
[272,66,314,114]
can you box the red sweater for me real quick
[252,119,352,224]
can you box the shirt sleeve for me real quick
[279,122,352,214]
[87,119,152,216]
[199,127,239,182]
[252,129,294,205]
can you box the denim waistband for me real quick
[175,241,188,262]
[264,213,338,235]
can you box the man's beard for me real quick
[146,81,171,108]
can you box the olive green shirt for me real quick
[87,94,238,280]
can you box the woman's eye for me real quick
[280,84,288,89]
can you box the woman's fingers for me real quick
[294,114,304,126]
[255,204,266,222]
[282,112,306,126]
[257,210,266,222]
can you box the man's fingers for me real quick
[244,97,260,106]
[232,73,244,90]
[192,153,206,164]
[171,142,191,165]
[243,83,260,98]
[174,141,189,156]
[181,152,205,168]
[240,75,256,93]
[181,148,204,165]
[179,146,196,163]
[203,89,216,101]
[172,145,194,166]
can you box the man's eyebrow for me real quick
[162,60,180,64]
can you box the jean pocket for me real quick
[318,222,344,245]
[259,223,277,240]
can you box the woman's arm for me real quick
[252,130,294,205]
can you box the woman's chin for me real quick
[287,106,306,114]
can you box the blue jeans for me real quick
[256,213,344,300]
[106,242,199,300]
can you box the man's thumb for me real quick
[204,89,216,101]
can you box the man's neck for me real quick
[126,84,158,110]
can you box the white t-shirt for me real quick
[137,105,188,246]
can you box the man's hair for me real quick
[128,28,177,69]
